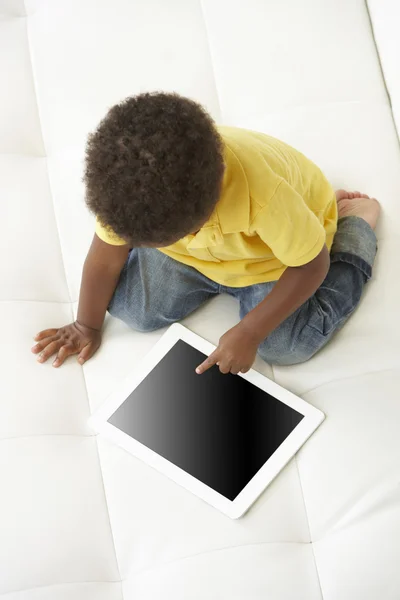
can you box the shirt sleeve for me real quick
[95,218,127,246]
[253,179,326,267]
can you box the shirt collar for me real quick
[187,142,250,250]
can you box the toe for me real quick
[335,189,349,201]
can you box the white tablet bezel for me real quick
[89,323,324,519]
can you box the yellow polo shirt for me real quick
[95,126,337,287]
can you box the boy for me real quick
[32,93,380,374]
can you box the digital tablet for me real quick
[89,323,324,518]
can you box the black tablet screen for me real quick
[108,340,304,501]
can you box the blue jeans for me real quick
[109,217,377,366]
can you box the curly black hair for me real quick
[84,92,225,246]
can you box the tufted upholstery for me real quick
[1,0,400,598]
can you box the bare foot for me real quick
[335,189,380,230]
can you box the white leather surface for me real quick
[368,0,400,138]
[2,0,400,598]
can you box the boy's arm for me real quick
[196,245,330,374]
[241,244,330,341]
[32,235,129,367]
[77,234,130,330]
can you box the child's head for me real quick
[84,92,225,246]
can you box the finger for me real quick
[78,342,98,365]
[37,340,63,363]
[196,350,219,374]
[240,365,251,374]
[230,365,241,375]
[218,360,231,375]
[34,329,58,342]
[53,344,76,368]
[31,335,57,354]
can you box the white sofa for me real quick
[2,0,400,598]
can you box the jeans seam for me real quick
[331,252,372,280]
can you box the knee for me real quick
[128,315,161,333]
[257,337,319,367]
[108,301,162,333]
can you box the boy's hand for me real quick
[196,323,260,375]
[31,321,101,367]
